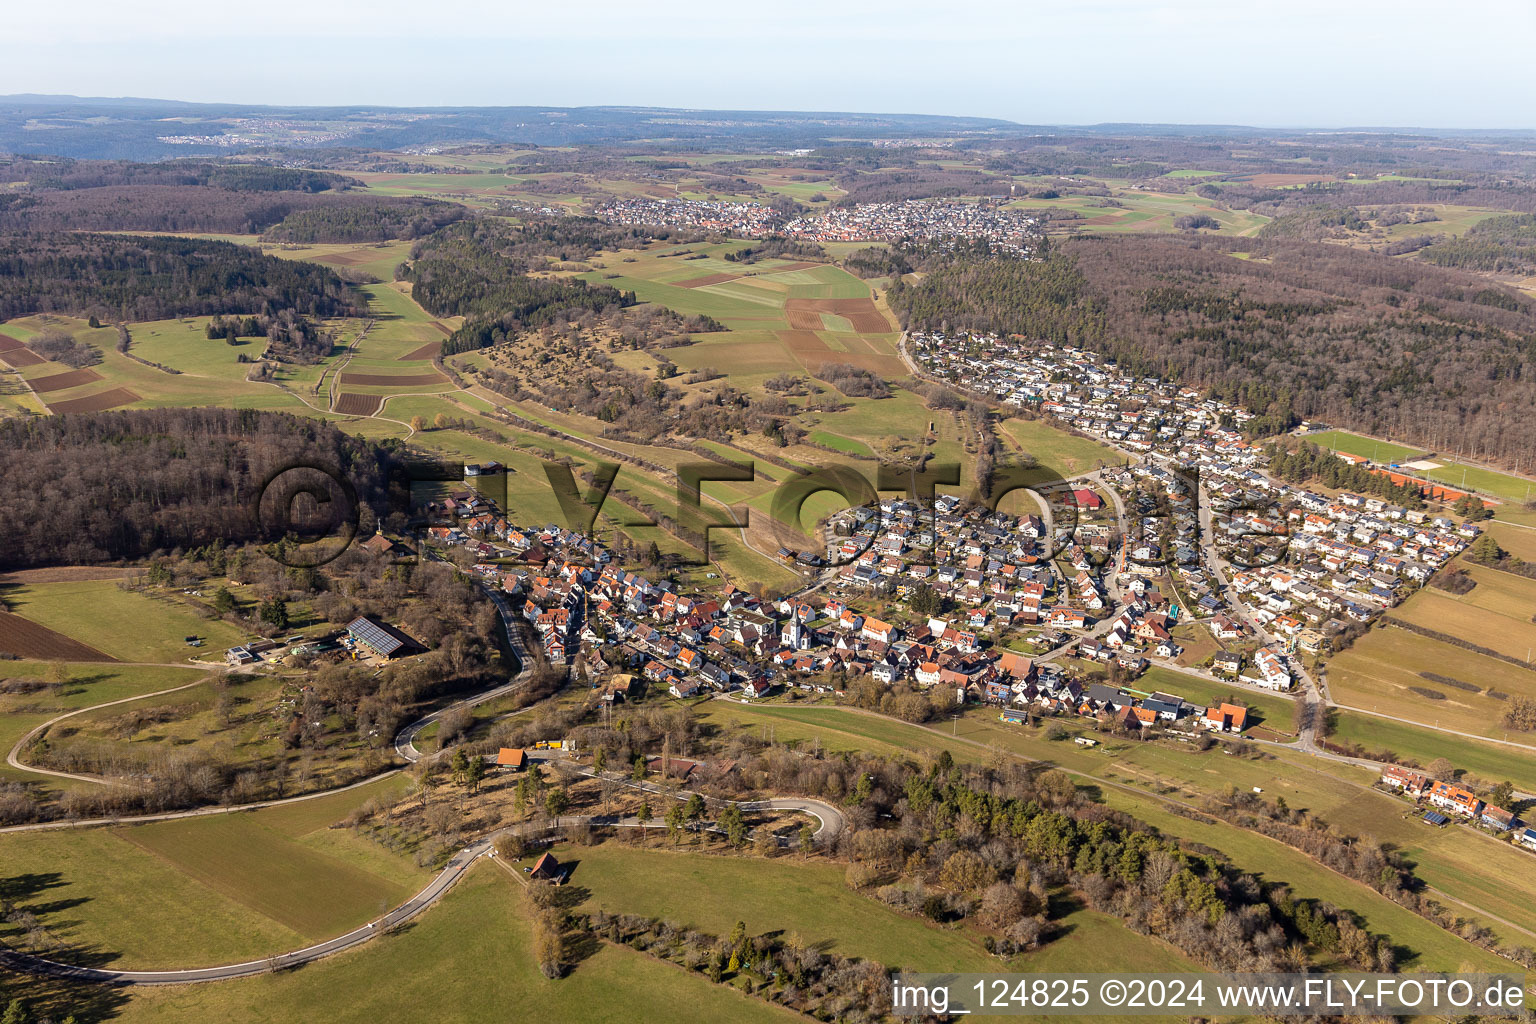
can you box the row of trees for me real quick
[1265,441,1428,508]
[1,157,356,193]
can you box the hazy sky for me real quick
[8,0,1535,128]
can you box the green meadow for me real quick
[0,580,247,663]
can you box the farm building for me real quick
[495,748,527,770]
[345,616,423,659]
[529,852,565,882]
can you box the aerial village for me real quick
[594,197,1042,254]
[417,335,1470,759]
[393,328,1531,853]
[417,330,1478,742]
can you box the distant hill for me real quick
[0,96,1026,160]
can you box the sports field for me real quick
[1306,429,1536,503]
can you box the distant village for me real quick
[593,197,1042,254]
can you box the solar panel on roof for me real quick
[1422,811,1448,826]
[347,617,405,656]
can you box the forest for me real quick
[889,235,1536,462]
[260,196,468,243]
[0,232,363,322]
[0,157,477,237]
[0,409,392,569]
[1420,213,1536,275]
[406,218,642,355]
[0,157,357,192]
[409,213,675,270]
[833,166,1009,205]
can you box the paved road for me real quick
[394,584,535,763]
[1194,478,1327,751]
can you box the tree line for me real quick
[1421,213,1536,275]
[404,219,642,355]
[0,232,363,323]
[0,157,358,193]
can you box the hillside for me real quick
[889,234,1536,462]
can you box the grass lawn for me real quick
[559,842,1197,991]
[0,776,417,969]
[1305,430,1422,464]
[114,813,410,939]
[807,429,875,457]
[0,661,206,790]
[1000,418,1125,477]
[0,827,308,968]
[1485,518,1536,561]
[1005,190,1269,236]
[58,863,801,1024]
[1326,625,1536,739]
[562,843,999,970]
[1136,666,1297,735]
[1325,709,1536,792]
[0,581,246,663]
[1390,580,1536,664]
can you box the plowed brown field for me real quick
[30,367,104,393]
[339,371,447,387]
[0,610,117,661]
[334,392,383,416]
[46,388,139,414]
